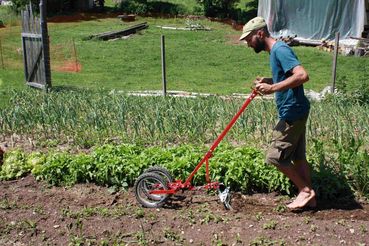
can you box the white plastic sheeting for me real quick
[258,0,367,41]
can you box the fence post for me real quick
[40,0,52,91]
[161,35,167,96]
[0,39,4,69]
[331,32,340,93]
[72,38,79,72]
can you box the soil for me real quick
[1,176,368,245]
[54,61,82,73]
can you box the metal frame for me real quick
[149,89,260,195]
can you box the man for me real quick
[239,17,316,209]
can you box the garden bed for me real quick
[0,176,368,245]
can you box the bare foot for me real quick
[287,189,316,209]
[308,197,317,208]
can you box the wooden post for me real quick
[72,38,79,72]
[40,0,52,91]
[161,35,167,96]
[331,32,339,93]
[0,39,4,69]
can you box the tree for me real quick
[196,0,240,18]
[10,0,77,14]
[94,0,105,11]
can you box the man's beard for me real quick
[253,37,265,53]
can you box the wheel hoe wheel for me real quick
[144,166,173,184]
[134,172,170,208]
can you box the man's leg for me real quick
[293,159,316,207]
[276,164,315,209]
[266,117,315,209]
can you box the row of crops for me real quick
[0,89,368,199]
[0,89,368,147]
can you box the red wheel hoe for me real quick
[134,89,260,209]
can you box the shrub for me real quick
[196,0,239,18]
[10,0,85,14]
[118,0,187,16]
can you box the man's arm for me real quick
[255,65,309,94]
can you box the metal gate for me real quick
[21,0,51,90]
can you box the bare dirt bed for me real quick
[1,176,368,245]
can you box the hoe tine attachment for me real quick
[218,184,232,210]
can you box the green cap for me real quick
[239,16,267,41]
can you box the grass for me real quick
[0,15,368,108]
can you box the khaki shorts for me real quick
[266,115,308,166]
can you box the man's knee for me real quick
[266,147,292,167]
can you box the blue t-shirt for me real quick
[270,41,310,121]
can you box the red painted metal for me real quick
[149,89,259,195]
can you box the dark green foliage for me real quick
[118,0,187,15]
[32,152,74,186]
[308,138,368,202]
[1,143,368,199]
[196,0,257,22]
[10,0,89,14]
[196,0,240,18]
[10,0,38,13]
[308,139,349,201]
[94,0,105,10]
[0,144,291,194]
[229,0,258,23]
[334,138,369,199]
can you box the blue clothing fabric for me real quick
[270,41,310,121]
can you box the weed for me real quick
[23,219,38,236]
[135,231,148,246]
[255,212,263,221]
[235,232,242,244]
[62,206,126,220]
[69,235,89,246]
[303,216,312,224]
[212,233,226,246]
[100,239,109,246]
[359,224,367,234]
[310,224,317,232]
[135,208,145,219]
[200,212,224,225]
[163,227,184,243]
[273,204,287,213]
[283,223,291,229]
[67,217,84,236]
[0,198,17,209]
[262,220,278,230]
[337,219,346,226]
[0,219,38,236]
[147,212,157,221]
[33,205,45,215]
[250,236,286,246]
[186,209,196,225]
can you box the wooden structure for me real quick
[86,22,149,41]
[21,0,51,90]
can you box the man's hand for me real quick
[253,77,273,85]
[255,82,274,94]
[253,77,274,94]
